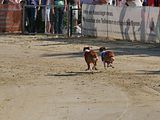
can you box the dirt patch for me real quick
[0,35,160,120]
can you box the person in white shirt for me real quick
[128,0,143,6]
[126,0,143,7]
[69,0,81,33]
[45,0,52,34]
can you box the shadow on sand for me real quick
[38,37,160,57]
[136,70,160,75]
[46,71,103,77]
[41,51,83,58]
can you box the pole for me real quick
[67,4,70,37]
[70,5,73,37]
[22,3,26,34]
[107,5,108,39]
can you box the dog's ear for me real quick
[83,47,86,51]
[99,47,104,52]
[99,47,106,52]
[103,47,106,51]
[83,47,90,51]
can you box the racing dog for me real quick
[83,47,98,71]
[99,47,115,69]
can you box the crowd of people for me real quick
[81,0,160,7]
[0,0,160,34]
[23,0,82,34]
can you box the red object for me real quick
[99,0,107,4]
[148,0,154,6]
[0,4,22,33]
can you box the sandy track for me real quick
[0,35,160,120]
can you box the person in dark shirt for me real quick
[53,0,67,34]
[26,0,38,33]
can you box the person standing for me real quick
[69,0,81,33]
[26,0,38,33]
[45,0,52,34]
[154,0,158,6]
[148,0,154,6]
[54,0,67,34]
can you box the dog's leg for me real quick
[107,63,110,68]
[103,62,107,69]
[107,61,111,68]
[85,63,90,71]
[92,62,98,70]
[92,65,98,70]
[110,58,114,68]
[107,60,114,68]
[94,66,98,70]
[110,64,115,68]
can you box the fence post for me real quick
[107,5,108,39]
[70,5,73,37]
[67,4,70,37]
[22,2,25,34]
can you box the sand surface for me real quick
[0,35,160,120]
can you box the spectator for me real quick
[98,0,107,4]
[80,0,93,4]
[142,0,147,6]
[119,0,143,7]
[26,0,38,33]
[154,0,158,6]
[45,0,52,34]
[54,0,67,34]
[118,0,126,6]
[105,0,117,5]
[41,0,46,22]
[2,0,9,4]
[92,0,107,4]
[2,0,18,4]
[112,0,116,5]
[148,0,154,6]
[35,0,46,33]
[69,0,81,33]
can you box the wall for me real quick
[82,4,160,43]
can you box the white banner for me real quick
[82,4,160,43]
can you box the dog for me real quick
[83,47,98,71]
[99,47,115,69]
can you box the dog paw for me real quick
[92,67,98,70]
[85,68,90,71]
[94,68,98,70]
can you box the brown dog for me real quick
[83,47,98,71]
[99,47,115,69]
